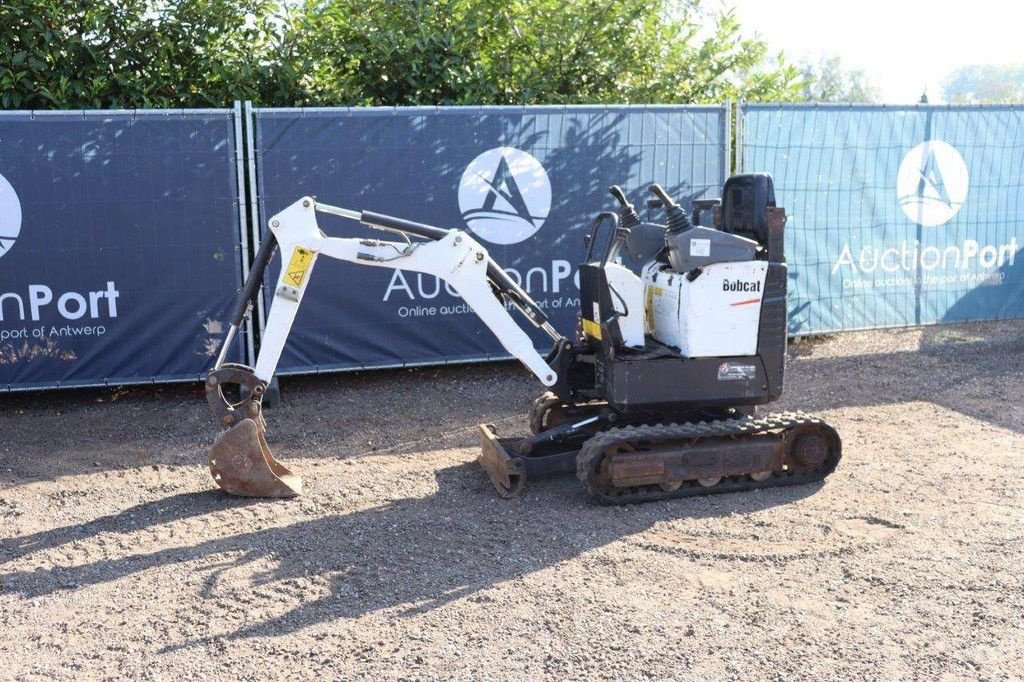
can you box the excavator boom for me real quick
[206,197,564,497]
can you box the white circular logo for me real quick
[0,172,21,259]
[458,147,551,245]
[896,140,968,227]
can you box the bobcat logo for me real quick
[458,147,551,245]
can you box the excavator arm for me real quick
[205,197,565,497]
[252,197,561,386]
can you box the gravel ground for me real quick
[1,320,1022,680]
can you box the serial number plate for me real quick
[718,362,756,381]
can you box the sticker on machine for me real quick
[285,247,315,287]
[718,362,756,381]
[689,238,710,257]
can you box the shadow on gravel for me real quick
[0,462,821,647]
[786,323,1024,434]
[0,362,534,488]
[0,491,261,567]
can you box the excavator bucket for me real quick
[209,418,302,498]
[205,363,303,498]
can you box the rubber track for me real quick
[576,411,841,505]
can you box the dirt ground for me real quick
[1,320,1022,680]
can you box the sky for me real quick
[724,0,1024,103]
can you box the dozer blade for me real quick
[478,423,526,498]
[209,418,303,498]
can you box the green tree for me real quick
[943,64,1024,103]
[1,0,801,109]
[798,55,879,103]
[0,0,304,109]
[295,0,803,106]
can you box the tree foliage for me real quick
[298,0,803,106]
[943,64,1024,104]
[798,55,879,103]
[0,0,804,109]
[0,0,300,108]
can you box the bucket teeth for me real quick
[209,418,302,498]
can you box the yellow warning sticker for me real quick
[582,318,602,340]
[645,286,663,331]
[284,247,315,287]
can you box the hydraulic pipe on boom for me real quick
[355,207,562,342]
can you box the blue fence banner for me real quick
[0,110,247,391]
[741,103,1024,334]
[252,105,729,374]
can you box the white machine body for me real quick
[642,260,769,357]
[602,262,645,348]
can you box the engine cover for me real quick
[643,260,769,357]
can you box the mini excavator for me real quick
[205,174,841,504]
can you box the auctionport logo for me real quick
[0,171,22,259]
[896,140,968,227]
[833,139,1017,281]
[458,147,551,245]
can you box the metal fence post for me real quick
[723,100,732,183]
[232,101,256,366]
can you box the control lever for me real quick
[608,185,641,229]
[648,184,692,234]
